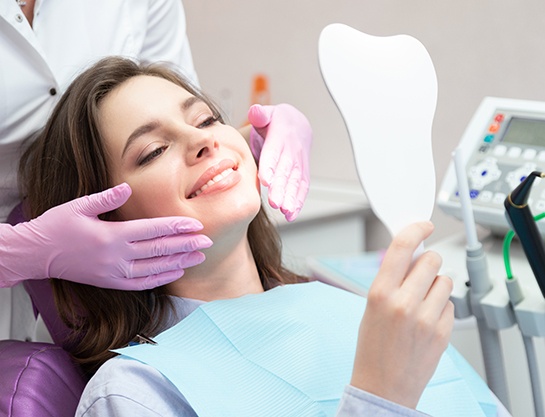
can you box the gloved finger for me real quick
[247,104,274,129]
[130,233,213,259]
[121,216,206,243]
[257,138,283,187]
[137,270,187,290]
[75,183,132,217]
[285,178,309,222]
[267,154,295,210]
[129,251,206,283]
[104,270,181,291]
[114,267,192,291]
[282,170,309,222]
[277,166,302,217]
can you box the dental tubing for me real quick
[453,149,511,410]
[503,212,545,417]
[503,262,545,417]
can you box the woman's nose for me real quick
[186,129,219,165]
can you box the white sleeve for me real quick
[139,0,199,86]
[336,385,431,417]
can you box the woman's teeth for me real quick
[190,168,234,198]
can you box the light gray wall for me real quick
[184,0,545,248]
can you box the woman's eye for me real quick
[138,146,166,166]
[198,115,219,129]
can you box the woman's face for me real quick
[98,75,261,238]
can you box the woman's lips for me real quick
[187,159,238,199]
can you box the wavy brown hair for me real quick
[19,57,306,376]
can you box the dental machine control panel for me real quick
[438,96,545,235]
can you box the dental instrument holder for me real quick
[452,149,512,410]
[466,245,513,410]
[448,164,545,417]
[504,171,545,298]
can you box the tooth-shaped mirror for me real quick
[319,24,437,253]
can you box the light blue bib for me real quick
[115,282,495,417]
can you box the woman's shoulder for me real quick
[76,355,197,417]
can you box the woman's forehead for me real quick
[107,75,193,104]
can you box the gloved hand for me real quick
[0,183,212,290]
[248,103,312,222]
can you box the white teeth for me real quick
[190,168,234,198]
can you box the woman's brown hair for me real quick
[19,56,306,376]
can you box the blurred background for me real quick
[185,0,545,248]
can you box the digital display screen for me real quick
[501,117,545,147]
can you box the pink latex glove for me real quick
[0,183,212,290]
[248,103,312,222]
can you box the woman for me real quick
[19,57,499,417]
[1,0,312,294]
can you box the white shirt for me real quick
[0,0,198,222]
[0,0,198,341]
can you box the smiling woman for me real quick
[17,57,469,417]
[99,73,262,249]
[18,56,306,374]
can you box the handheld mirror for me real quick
[319,24,437,255]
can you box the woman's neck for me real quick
[165,233,263,302]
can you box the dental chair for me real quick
[0,204,86,417]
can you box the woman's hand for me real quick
[350,221,454,409]
[0,183,212,290]
[248,103,312,222]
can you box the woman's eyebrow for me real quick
[122,121,160,158]
[181,95,205,111]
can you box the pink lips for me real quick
[187,159,238,199]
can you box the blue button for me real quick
[456,190,480,199]
[484,135,494,143]
[481,170,488,177]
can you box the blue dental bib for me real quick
[115,282,495,417]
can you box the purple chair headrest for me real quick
[0,340,86,417]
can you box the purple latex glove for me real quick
[248,103,312,222]
[0,183,212,290]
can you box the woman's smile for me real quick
[187,159,240,199]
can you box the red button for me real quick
[495,114,505,123]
